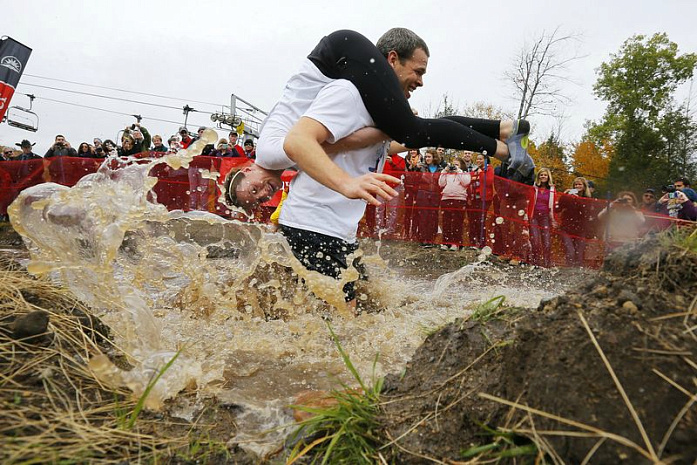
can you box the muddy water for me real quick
[5,141,585,457]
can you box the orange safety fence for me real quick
[1,157,693,269]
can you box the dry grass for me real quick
[0,263,224,464]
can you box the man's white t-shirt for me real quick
[279,80,389,243]
[256,59,334,170]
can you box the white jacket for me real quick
[438,168,471,201]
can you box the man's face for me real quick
[21,146,31,154]
[244,143,253,152]
[55,136,65,145]
[463,152,472,162]
[180,131,189,140]
[674,181,685,190]
[436,147,445,157]
[642,192,655,204]
[234,164,282,209]
[389,47,428,99]
[229,134,238,144]
[153,136,162,145]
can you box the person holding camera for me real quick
[438,157,470,250]
[657,185,697,221]
[44,135,78,158]
[597,191,645,249]
[556,177,596,266]
[414,149,443,247]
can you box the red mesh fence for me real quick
[1,156,692,269]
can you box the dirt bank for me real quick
[381,232,697,464]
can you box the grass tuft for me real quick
[286,324,385,464]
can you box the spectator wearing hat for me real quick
[640,188,659,213]
[179,127,194,149]
[44,135,78,158]
[228,131,246,157]
[243,139,256,159]
[13,140,41,160]
[93,138,103,150]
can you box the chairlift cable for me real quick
[23,73,228,108]
[18,82,211,114]
[19,93,183,125]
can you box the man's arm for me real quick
[321,127,390,155]
[283,117,401,206]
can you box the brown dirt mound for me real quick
[382,234,697,464]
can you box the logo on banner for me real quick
[0,56,22,73]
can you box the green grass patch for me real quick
[461,424,538,462]
[286,324,385,465]
[470,295,508,323]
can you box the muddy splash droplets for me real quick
[495,216,504,224]
[7,148,576,457]
[518,209,525,216]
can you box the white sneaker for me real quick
[450,245,459,251]
[440,244,449,250]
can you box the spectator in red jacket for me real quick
[415,149,442,247]
[467,153,494,248]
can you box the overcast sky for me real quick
[2,0,696,153]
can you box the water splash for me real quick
[6,138,580,457]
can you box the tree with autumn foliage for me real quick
[569,139,612,192]
[528,133,573,189]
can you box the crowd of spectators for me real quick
[1,124,258,163]
[2,128,695,268]
[368,146,697,267]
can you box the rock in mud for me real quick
[12,310,50,343]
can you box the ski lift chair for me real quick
[3,94,39,132]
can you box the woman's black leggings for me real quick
[308,30,500,156]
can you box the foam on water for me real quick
[7,137,569,456]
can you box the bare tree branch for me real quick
[504,27,586,120]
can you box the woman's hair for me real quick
[617,191,638,207]
[534,168,554,187]
[425,148,440,165]
[572,177,592,197]
[475,152,490,166]
[79,142,91,152]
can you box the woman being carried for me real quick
[255,28,534,185]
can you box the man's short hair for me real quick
[675,177,691,187]
[376,28,430,61]
[55,134,65,140]
[244,140,254,147]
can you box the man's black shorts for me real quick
[280,225,366,302]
